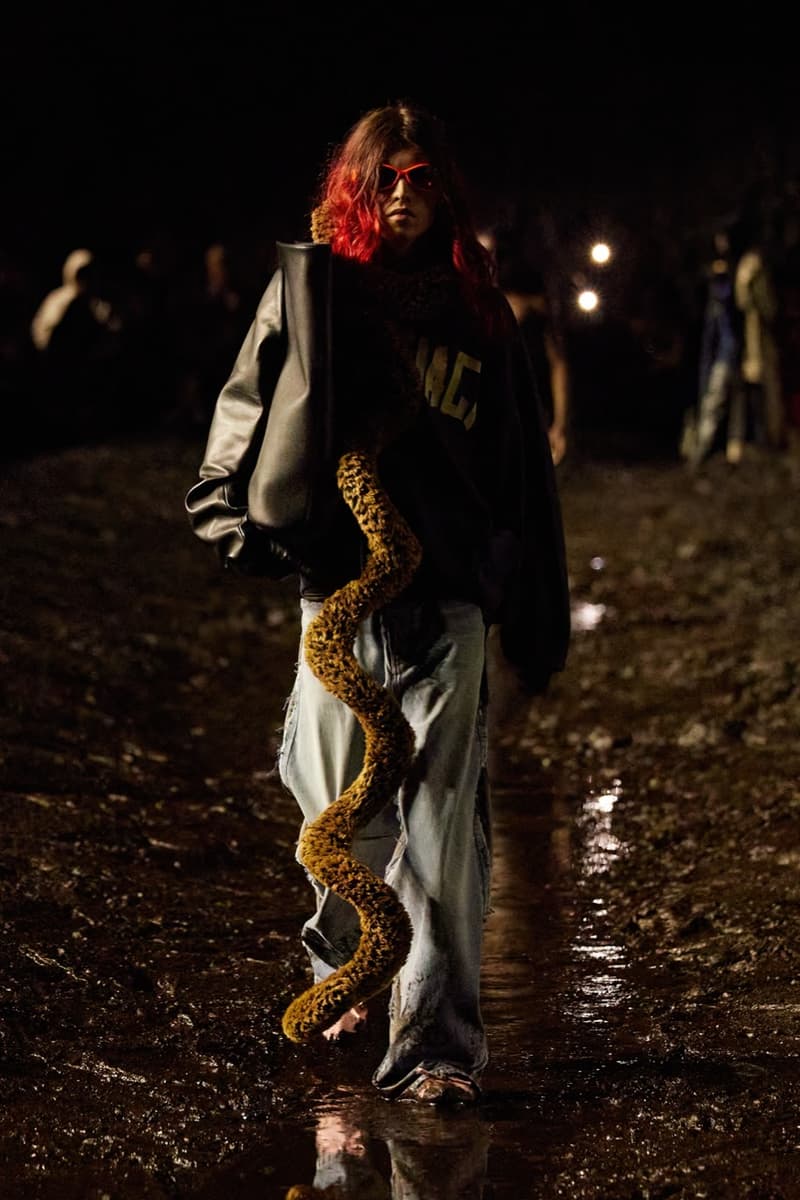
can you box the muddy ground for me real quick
[2,432,800,1198]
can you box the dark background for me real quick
[4,19,800,457]
[5,21,799,267]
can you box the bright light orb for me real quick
[577,289,599,312]
[591,242,612,264]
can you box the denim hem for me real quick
[372,1059,482,1098]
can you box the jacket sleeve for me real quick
[497,314,571,694]
[184,268,299,578]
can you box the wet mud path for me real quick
[2,437,800,1197]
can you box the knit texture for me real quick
[281,220,434,1041]
[281,449,421,1041]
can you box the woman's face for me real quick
[376,145,439,255]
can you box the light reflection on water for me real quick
[571,600,607,632]
[484,775,638,1060]
[566,778,635,1027]
[276,777,644,1197]
[567,921,633,1025]
[581,779,627,876]
[583,827,626,876]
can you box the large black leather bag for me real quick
[185,241,335,578]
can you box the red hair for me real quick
[314,102,502,330]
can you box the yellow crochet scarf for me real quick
[282,220,439,1042]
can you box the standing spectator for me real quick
[30,248,94,352]
[773,183,800,453]
[681,227,742,469]
[499,259,570,466]
[119,238,181,430]
[174,242,246,430]
[728,215,785,461]
[480,222,571,466]
[30,248,123,442]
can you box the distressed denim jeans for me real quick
[278,597,492,1092]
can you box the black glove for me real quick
[225,520,307,581]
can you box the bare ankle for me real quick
[322,1003,368,1041]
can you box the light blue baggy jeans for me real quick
[278,597,492,1093]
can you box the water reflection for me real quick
[285,1102,489,1199]
[271,778,649,1199]
[581,779,627,876]
[571,600,607,631]
[564,779,635,1030]
[568,918,633,1026]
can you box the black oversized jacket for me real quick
[186,241,570,692]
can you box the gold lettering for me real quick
[415,339,482,427]
[424,345,449,408]
[440,350,482,426]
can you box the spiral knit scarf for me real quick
[280,224,468,1043]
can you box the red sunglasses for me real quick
[376,162,438,192]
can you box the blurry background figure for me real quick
[729,220,785,463]
[203,243,240,310]
[120,237,180,431]
[776,187,800,454]
[680,227,742,469]
[29,248,123,445]
[174,241,246,430]
[478,225,571,781]
[626,242,692,458]
[500,261,570,466]
[484,221,570,467]
[30,248,95,352]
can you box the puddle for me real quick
[207,774,800,1199]
[253,780,656,1197]
[571,600,607,632]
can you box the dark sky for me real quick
[5,17,798,273]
